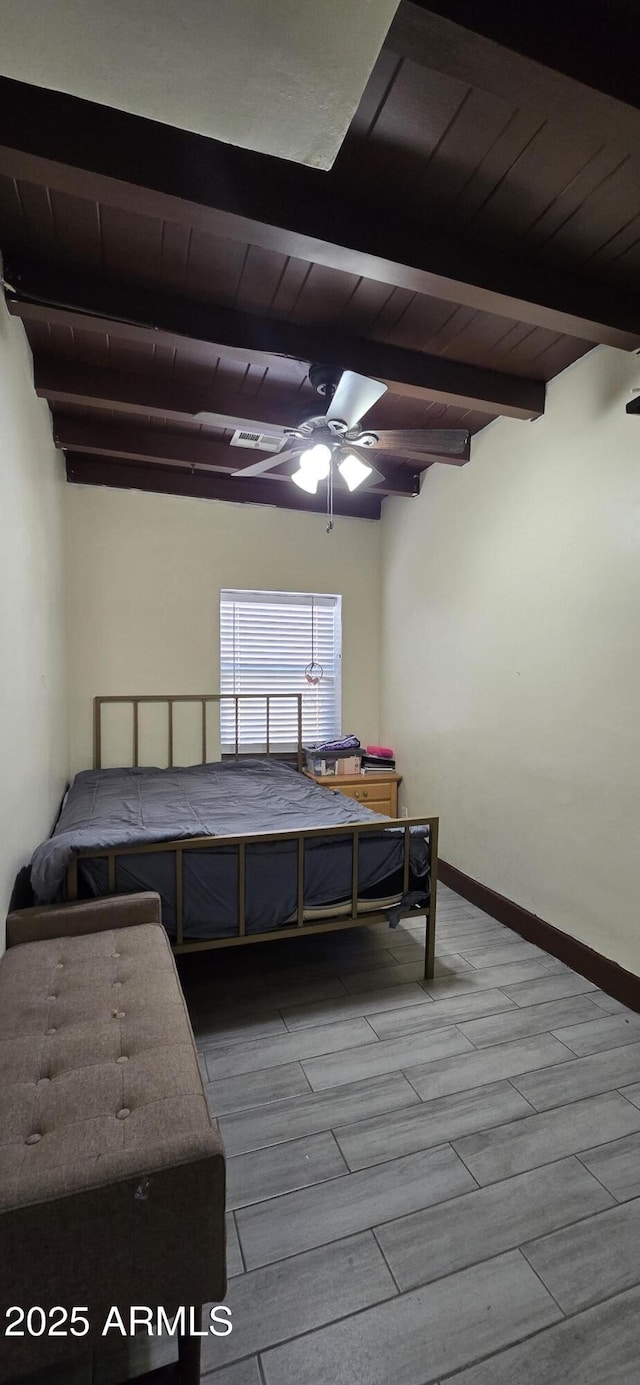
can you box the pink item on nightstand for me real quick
[366,745,394,758]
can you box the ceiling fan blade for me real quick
[233,446,302,478]
[365,428,470,456]
[327,371,387,430]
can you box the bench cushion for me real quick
[0,921,226,1376]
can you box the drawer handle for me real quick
[356,789,368,799]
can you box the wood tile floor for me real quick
[26,887,640,1384]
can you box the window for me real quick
[220,590,342,750]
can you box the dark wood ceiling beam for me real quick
[53,417,421,495]
[35,358,294,431]
[0,77,638,351]
[36,362,470,469]
[400,1,640,115]
[64,454,384,520]
[390,4,640,149]
[6,257,543,418]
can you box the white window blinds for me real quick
[220,590,342,749]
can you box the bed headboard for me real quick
[93,694,304,771]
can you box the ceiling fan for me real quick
[231,365,470,495]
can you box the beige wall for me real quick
[0,0,399,170]
[65,485,381,772]
[382,345,640,974]
[0,299,68,942]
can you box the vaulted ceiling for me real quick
[1,0,639,520]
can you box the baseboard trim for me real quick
[438,859,640,1013]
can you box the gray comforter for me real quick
[31,758,430,936]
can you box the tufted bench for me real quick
[0,893,226,1383]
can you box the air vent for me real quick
[230,429,282,452]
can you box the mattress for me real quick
[31,758,430,941]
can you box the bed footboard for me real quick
[65,816,439,978]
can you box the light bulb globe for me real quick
[338,453,373,492]
[299,443,331,479]
[292,467,319,494]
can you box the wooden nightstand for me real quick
[303,769,402,817]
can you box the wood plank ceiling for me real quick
[1,0,639,520]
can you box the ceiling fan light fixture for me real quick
[299,443,332,479]
[292,466,320,494]
[338,452,373,491]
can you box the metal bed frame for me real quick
[65,694,438,977]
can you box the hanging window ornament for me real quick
[304,595,324,685]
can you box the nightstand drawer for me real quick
[340,784,393,812]
[303,769,400,817]
[361,796,394,816]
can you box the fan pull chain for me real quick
[326,377,335,533]
[326,459,334,534]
